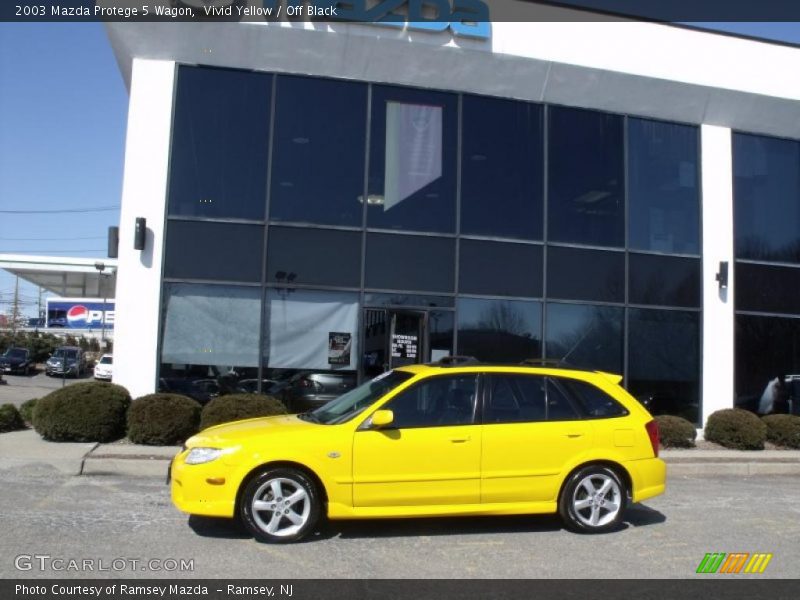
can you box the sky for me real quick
[0,20,799,318]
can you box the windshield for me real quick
[53,349,78,359]
[304,370,414,425]
[99,356,112,364]
[4,349,26,358]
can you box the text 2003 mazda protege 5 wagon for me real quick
[170,362,665,542]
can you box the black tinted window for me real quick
[484,376,545,424]
[548,247,624,303]
[456,298,542,363]
[164,221,263,282]
[383,375,477,428]
[546,379,580,420]
[168,66,271,220]
[736,262,800,314]
[629,254,701,308]
[548,107,624,247]
[367,86,457,233]
[734,133,800,263]
[269,76,367,226]
[628,118,699,254]
[562,379,627,418]
[267,227,361,288]
[459,240,543,297]
[365,233,455,293]
[545,303,623,374]
[461,95,543,240]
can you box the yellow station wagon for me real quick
[170,361,666,542]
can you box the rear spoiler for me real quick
[595,371,623,385]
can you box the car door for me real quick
[352,374,481,507]
[480,374,592,504]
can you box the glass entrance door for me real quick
[362,308,427,379]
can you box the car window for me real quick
[546,379,581,420]
[382,375,478,428]
[560,378,628,418]
[485,375,545,424]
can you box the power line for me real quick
[0,206,119,214]
[0,235,106,241]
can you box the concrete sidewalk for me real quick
[1,428,799,478]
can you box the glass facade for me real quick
[158,65,702,421]
[734,132,800,415]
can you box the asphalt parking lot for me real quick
[0,463,797,579]
[0,368,87,407]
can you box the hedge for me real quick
[19,398,37,425]
[761,414,800,449]
[127,393,201,445]
[655,415,697,448]
[200,394,287,430]
[704,408,767,450]
[0,404,25,433]
[33,382,131,442]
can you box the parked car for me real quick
[159,377,220,406]
[170,360,665,543]
[280,371,358,413]
[93,354,113,381]
[45,346,86,378]
[0,347,33,375]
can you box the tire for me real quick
[239,467,322,543]
[558,465,627,534]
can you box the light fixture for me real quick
[134,217,147,250]
[716,261,729,289]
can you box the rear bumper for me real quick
[625,457,666,503]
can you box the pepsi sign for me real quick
[47,300,115,330]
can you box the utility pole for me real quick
[11,276,20,338]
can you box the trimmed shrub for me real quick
[33,382,131,442]
[761,414,800,449]
[0,404,25,433]
[19,399,38,425]
[655,415,697,448]
[200,394,287,430]
[704,408,767,450]
[127,393,201,446]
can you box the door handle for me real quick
[566,433,584,438]
[449,436,471,443]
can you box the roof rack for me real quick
[518,358,578,369]
[432,355,481,367]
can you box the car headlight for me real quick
[185,447,224,465]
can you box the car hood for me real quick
[1,357,24,365]
[186,414,319,447]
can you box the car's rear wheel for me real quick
[240,468,321,543]
[559,465,627,533]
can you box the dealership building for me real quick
[105,5,800,426]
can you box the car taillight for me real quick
[645,419,660,457]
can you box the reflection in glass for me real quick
[457,297,541,363]
[160,283,261,400]
[368,86,457,233]
[269,76,366,226]
[461,95,543,240]
[164,221,263,282]
[545,303,623,374]
[548,107,624,247]
[266,227,361,288]
[735,315,800,416]
[734,133,800,263]
[459,240,543,298]
[363,292,454,308]
[365,233,455,293]
[629,254,701,308]
[628,118,699,254]
[547,247,624,303]
[627,309,700,424]
[168,66,271,220]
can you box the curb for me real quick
[81,455,171,478]
[666,461,800,477]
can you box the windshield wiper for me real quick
[297,411,321,424]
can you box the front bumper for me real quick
[170,452,238,518]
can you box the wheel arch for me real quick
[235,460,330,515]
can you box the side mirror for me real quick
[370,409,394,429]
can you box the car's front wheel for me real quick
[240,468,321,543]
[559,465,627,533]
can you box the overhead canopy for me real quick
[0,254,117,298]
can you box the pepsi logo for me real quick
[67,305,90,325]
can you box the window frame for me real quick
[377,373,481,429]
[481,373,583,425]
